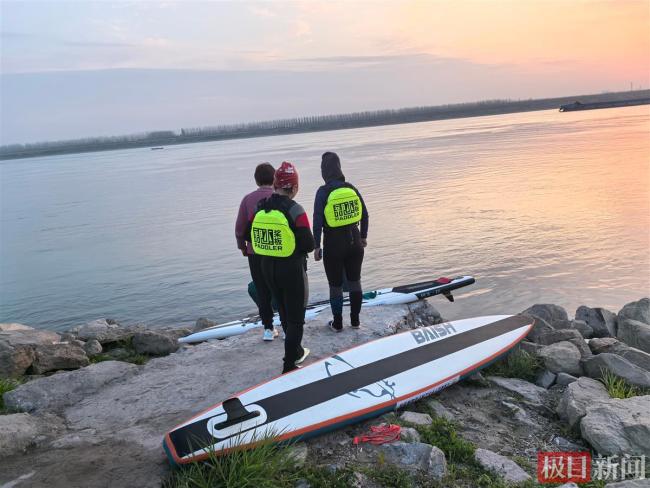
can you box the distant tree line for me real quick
[2,90,648,160]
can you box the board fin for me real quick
[215,398,260,429]
[442,291,454,302]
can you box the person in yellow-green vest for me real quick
[248,162,315,373]
[313,152,369,331]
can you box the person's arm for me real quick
[235,196,249,256]
[312,187,326,259]
[354,185,369,245]
[291,204,316,254]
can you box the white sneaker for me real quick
[295,347,310,365]
[263,329,278,341]
[280,328,286,340]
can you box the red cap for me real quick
[274,161,299,190]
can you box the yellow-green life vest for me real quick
[324,186,362,228]
[251,209,296,257]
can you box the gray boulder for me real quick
[487,376,548,404]
[538,341,583,376]
[84,339,103,356]
[553,318,594,339]
[0,328,62,377]
[523,304,569,327]
[536,370,556,389]
[617,319,650,354]
[605,481,650,488]
[557,377,610,428]
[194,317,216,332]
[0,323,33,332]
[556,373,578,386]
[524,317,555,343]
[377,442,447,479]
[31,343,89,374]
[580,395,650,456]
[590,337,619,354]
[576,306,618,337]
[426,399,454,421]
[3,361,138,413]
[537,329,592,358]
[0,328,60,346]
[76,319,135,344]
[0,340,35,377]
[400,427,421,443]
[589,338,650,372]
[400,411,433,426]
[132,331,179,356]
[474,448,531,483]
[582,353,650,388]
[618,298,650,325]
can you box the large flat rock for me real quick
[0,302,422,487]
[3,361,139,413]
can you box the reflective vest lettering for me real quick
[324,187,362,227]
[251,209,296,257]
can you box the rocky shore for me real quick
[1,298,649,488]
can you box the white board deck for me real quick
[164,314,533,465]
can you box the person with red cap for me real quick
[248,161,315,373]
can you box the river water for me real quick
[1,106,648,331]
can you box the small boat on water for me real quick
[151,147,165,150]
[559,97,650,112]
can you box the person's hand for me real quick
[360,238,368,248]
[241,248,248,257]
[314,248,322,261]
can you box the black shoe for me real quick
[328,320,343,332]
[351,316,361,329]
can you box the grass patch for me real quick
[362,463,413,488]
[0,377,23,414]
[299,466,354,488]
[164,437,301,488]
[414,416,476,464]
[599,368,647,399]
[482,350,542,382]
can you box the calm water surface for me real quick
[1,106,649,330]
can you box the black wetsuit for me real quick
[249,193,315,373]
[313,153,369,329]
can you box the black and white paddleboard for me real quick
[164,314,534,465]
[178,275,475,343]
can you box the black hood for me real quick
[321,152,345,183]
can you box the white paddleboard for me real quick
[179,275,475,343]
[164,314,533,465]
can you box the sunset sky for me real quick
[1,0,649,143]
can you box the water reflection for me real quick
[1,106,648,329]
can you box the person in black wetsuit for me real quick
[313,152,369,331]
[248,161,315,373]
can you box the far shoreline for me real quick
[1,89,648,161]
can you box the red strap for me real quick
[353,424,401,445]
[436,277,452,284]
